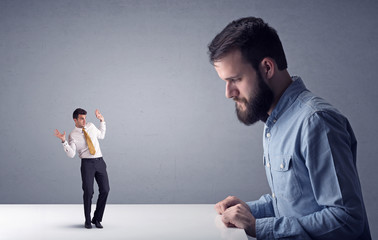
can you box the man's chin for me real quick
[236,110,257,126]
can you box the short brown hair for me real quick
[208,17,287,71]
[72,108,87,119]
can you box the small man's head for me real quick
[73,108,87,128]
[208,17,287,125]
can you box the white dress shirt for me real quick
[62,122,106,159]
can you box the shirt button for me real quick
[266,162,270,168]
[272,193,275,198]
[280,163,284,169]
[273,119,277,123]
[266,132,271,138]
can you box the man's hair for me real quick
[208,17,287,71]
[73,108,87,119]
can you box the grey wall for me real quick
[1,0,377,238]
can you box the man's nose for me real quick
[225,82,239,99]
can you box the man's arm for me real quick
[95,109,106,139]
[54,129,76,158]
[246,194,275,219]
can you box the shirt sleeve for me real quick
[256,111,367,240]
[246,194,275,219]
[62,134,76,158]
[97,121,106,139]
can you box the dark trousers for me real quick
[81,157,110,223]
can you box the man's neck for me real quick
[267,70,293,115]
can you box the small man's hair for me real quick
[73,108,87,119]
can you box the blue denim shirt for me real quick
[247,77,371,240]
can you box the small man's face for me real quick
[213,49,273,125]
[74,114,87,128]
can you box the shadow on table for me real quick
[64,224,85,229]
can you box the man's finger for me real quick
[224,196,240,211]
[215,200,227,214]
[221,210,237,228]
[225,222,236,228]
[215,202,223,214]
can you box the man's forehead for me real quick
[214,53,245,77]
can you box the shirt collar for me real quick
[265,76,308,128]
[75,126,83,132]
[75,123,88,132]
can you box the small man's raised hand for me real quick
[95,109,104,122]
[54,129,66,142]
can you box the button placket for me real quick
[264,125,277,213]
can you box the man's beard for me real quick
[235,71,274,125]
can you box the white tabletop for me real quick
[0,204,248,240]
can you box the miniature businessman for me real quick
[54,108,110,229]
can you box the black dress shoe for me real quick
[91,219,103,228]
[85,222,92,229]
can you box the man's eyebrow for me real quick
[225,75,241,81]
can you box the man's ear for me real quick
[260,58,275,80]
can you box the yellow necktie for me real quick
[82,128,96,155]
